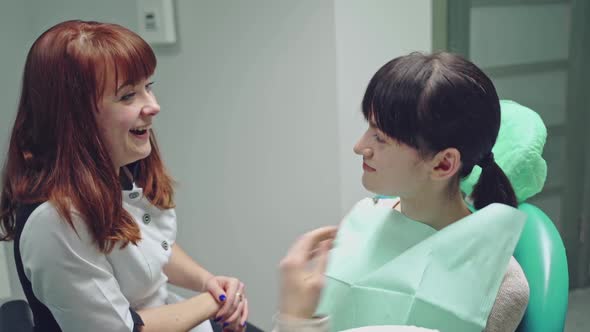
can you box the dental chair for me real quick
[462,100,568,331]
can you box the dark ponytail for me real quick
[470,152,517,209]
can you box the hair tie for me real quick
[478,152,495,169]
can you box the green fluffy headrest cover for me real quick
[460,100,547,202]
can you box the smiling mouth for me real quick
[130,129,147,135]
[130,125,151,136]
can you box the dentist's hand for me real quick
[279,226,338,319]
[205,275,248,330]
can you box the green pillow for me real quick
[460,100,547,202]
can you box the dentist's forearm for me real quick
[137,292,219,332]
[164,244,214,291]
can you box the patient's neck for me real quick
[396,190,471,230]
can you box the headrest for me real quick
[461,100,547,202]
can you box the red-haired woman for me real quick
[0,20,247,332]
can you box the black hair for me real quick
[362,52,516,209]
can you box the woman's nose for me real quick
[142,98,160,117]
[353,140,372,158]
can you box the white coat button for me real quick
[161,240,169,251]
[142,214,151,225]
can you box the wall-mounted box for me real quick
[137,0,176,45]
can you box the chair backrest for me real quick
[0,299,34,332]
[513,203,569,332]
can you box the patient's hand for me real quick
[279,226,337,319]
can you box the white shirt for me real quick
[19,182,212,332]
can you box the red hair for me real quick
[0,20,174,252]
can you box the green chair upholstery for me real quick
[460,100,548,203]
[512,203,568,332]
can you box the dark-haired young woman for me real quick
[315,52,530,332]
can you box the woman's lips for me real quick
[363,162,376,172]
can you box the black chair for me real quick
[0,299,264,332]
[211,319,264,332]
[0,300,34,332]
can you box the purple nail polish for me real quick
[219,294,227,302]
[214,317,221,322]
[223,322,230,327]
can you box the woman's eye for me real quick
[373,134,386,143]
[120,92,136,101]
[146,81,155,92]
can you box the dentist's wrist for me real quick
[200,273,215,292]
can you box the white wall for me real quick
[152,1,341,328]
[0,0,432,329]
[0,0,32,301]
[0,0,29,150]
[333,0,433,213]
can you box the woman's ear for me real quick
[430,148,462,181]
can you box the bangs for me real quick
[91,24,157,97]
[109,38,156,93]
[361,53,435,150]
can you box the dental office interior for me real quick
[0,0,588,331]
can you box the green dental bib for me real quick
[316,198,526,332]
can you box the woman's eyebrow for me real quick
[116,81,134,94]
